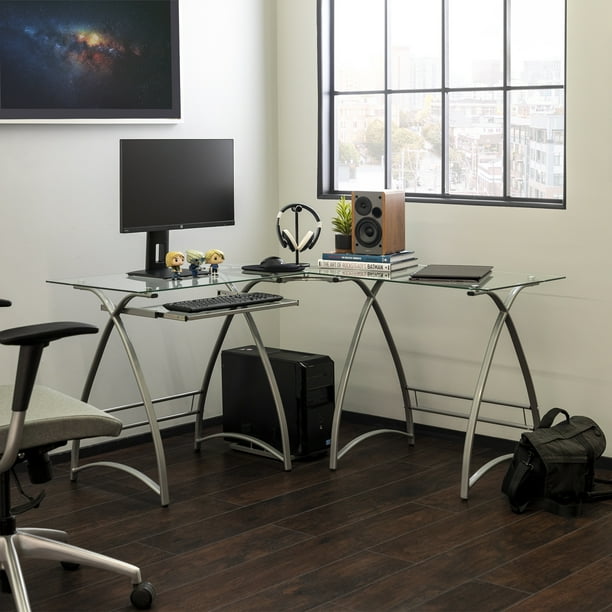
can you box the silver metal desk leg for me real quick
[460,285,540,499]
[329,279,413,470]
[242,311,292,470]
[194,314,233,450]
[70,288,169,507]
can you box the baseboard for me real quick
[52,411,612,470]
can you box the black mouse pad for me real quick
[241,263,307,273]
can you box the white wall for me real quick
[0,0,282,428]
[276,0,612,455]
[3,0,612,459]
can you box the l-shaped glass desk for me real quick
[48,265,565,506]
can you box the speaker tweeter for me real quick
[352,190,405,255]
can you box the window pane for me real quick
[509,89,564,199]
[334,0,385,91]
[335,94,385,191]
[390,93,441,192]
[448,0,504,88]
[448,91,504,197]
[388,0,441,90]
[510,0,565,86]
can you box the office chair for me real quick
[0,299,154,611]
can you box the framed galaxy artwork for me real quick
[0,0,180,121]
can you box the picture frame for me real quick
[0,0,181,122]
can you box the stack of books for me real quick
[316,249,418,272]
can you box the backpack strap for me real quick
[586,476,612,502]
[539,407,570,429]
[504,450,534,513]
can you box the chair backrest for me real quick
[0,299,99,473]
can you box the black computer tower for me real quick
[222,346,334,458]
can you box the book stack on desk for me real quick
[317,249,418,272]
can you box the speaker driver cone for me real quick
[355,217,382,248]
[354,196,372,216]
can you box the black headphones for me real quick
[276,203,322,252]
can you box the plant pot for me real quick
[334,234,352,253]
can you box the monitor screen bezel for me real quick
[119,138,236,235]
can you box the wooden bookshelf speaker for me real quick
[352,190,405,255]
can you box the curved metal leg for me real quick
[72,292,140,481]
[460,285,539,499]
[242,312,292,470]
[369,286,414,439]
[330,280,412,469]
[194,314,234,450]
[70,288,169,506]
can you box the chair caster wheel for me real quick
[61,561,80,571]
[131,581,155,609]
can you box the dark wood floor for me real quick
[4,419,612,611]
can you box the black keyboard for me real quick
[163,292,284,313]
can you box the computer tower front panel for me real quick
[221,346,334,458]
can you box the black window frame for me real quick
[317,0,566,209]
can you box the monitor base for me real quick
[127,268,208,279]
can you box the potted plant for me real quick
[332,195,352,252]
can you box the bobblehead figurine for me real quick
[205,248,225,275]
[165,251,185,280]
[186,249,205,277]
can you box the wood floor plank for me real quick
[410,579,528,611]
[503,555,612,612]
[480,514,612,592]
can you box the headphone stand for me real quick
[290,207,302,266]
[275,203,321,267]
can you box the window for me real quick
[318,0,566,208]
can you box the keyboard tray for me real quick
[122,295,299,321]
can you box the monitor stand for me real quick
[126,267,195,280]
[127,229,195,279]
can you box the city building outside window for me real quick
[318,0,566,208]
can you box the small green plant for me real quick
[331,195,352,235]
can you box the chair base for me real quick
[0,528,153,611]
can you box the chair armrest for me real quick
[0,322,98,347]
[1,323,98,415]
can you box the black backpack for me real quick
[502,408,612,516]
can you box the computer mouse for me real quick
[260,256,285,269]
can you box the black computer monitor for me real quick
[120,138,235,278]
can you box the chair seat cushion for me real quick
[0,385,122,452]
